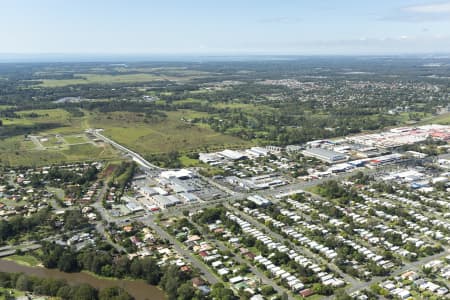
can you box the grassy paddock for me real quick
[425,112,450,125]
[90,109,252,155]
[0,108,251,166]
[3,254,41,267]
[0,287,26,299]
[63,134,89,144]
[0,136,118,167]
[36,73,165,87]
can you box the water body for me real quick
[0,259,166,300]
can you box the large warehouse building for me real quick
[302,147,349,164]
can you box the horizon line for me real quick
[1,52,450,63]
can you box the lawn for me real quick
[179,155,206,167]
[63,134,89,144]
[0,197,28,207]
[0,287,25,300]
[40,135,64,148]
[61,143,118,161]
[423,112,450,125]
[3,254,40,267]
[0,105,14,111]
[47,187,65,200]
[0,136,36,153]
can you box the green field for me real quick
[63,134,89,144]
[2,108,87,135]
[36,73,167,87]
[0,287,25,300]
[3,109,71,126]
[425,112,450,125]
[0,107,252,166]
[47,187,65,200]
[3,254,40,267]
[90,110,253,155]
[40,135,63,148]
[34,70,211,87]
[0,105,14,111]
[113,66,213,77]
[1,104,447,168]
[212,102,274,112]
[173,98,208,106]
[0,109,121,166]
[179,155,206,167]
[0,137,118,167]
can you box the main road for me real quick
[89,129,161,171]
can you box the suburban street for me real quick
[87,129,450,299]
[139,215,220,285]
[224,203,360,288]
[188,217,294,300]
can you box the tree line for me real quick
[37,242,211,300]
[0,272,133,300]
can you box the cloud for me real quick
[381,1,450,22]
[290,35,450,53]
[404,2,450,13]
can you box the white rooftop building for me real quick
[160,169,193,180]
[302,147,349,164]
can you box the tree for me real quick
[56,286,72,299]
[113,256,131,278]
[160,265,183,300]
[140,258,161,285]
[335,289,352,300]
[312,283,333,296]
[176,282,195,300]
[71,284,97,300]
[58,252,79,272]
[422,266,433,276]
[0,221,12,242]
[99,287,133,300]
[38,278,66,296]
[260,285,275,296]
[130,258,143,278]
[15,274,31,291]
[211,283,236,300]
[64,210,88,230]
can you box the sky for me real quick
[1,0,450,56]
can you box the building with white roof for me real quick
[302,147,348,164]
[218,149,247,160]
